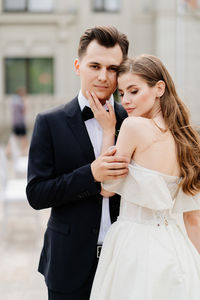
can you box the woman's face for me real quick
[118,73,158,117]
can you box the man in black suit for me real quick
[26,26,129,300]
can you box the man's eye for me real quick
[109,67,118,72]
[90,65,98,69]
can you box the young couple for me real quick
[26,26,200,300]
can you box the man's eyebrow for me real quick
[88,62,119,68]
[88,62,100,65]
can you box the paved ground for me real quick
[0,201,50,300]
[0,150,50,299]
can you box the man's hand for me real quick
[91,147,129,182]
[100,187,115,197]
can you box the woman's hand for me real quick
[86,90,116,134]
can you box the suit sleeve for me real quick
[26,113,101,210]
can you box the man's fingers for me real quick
[102,146,117,156]
[103,155,129,163]
[91,152,129,182]
[104,162,129,169]
[106,168,128,176]
[105,173,128,180]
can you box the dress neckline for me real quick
[131,160,181,180]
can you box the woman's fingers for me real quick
[87,90,109,116]
[86,91,97,112]
[86,90,105,117]
[86,91,116,130]
[106,101,115,117]
[91,92,103,110]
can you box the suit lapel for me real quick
[64,97,95,162]
[110,101,127,216]
[64,97,127,163]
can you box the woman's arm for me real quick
[87,91,116,197]
[115,117,141,160]
[183,210,200,253]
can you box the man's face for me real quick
[75,40,123,104]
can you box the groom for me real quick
[26,26,129,300]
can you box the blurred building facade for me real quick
[0,0,200,134]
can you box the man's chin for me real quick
[95,92,111,104]
[98,98,107,105]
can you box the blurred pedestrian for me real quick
[11,87,28,156]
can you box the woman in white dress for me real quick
[88,54,200,300]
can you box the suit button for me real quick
[92,228,98,234]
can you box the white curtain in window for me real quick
[105,0,120,11]
[4,0,26,10]
[93,0,120,11]
[28,0,54,12]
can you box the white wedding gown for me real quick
[90,161,200,300]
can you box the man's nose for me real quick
[98,68,107,81]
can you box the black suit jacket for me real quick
[26,96,127,293]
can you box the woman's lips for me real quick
[126,108,135,113]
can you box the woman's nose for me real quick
[122,95,131,104]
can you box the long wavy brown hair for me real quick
[118,55,200,196]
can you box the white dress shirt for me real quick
[78,90,114,244]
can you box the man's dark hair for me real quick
[78,25,129,59]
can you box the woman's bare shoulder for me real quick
[121,116,152,133]
[119,117,157,149]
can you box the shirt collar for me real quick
[78,90,114,111]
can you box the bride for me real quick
[88,55,200,300]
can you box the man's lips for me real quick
[94,85,108,89]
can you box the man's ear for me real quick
[74,58,80,75]
[155,80,165,98]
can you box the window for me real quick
[5,58,54,94]
[93,0,120,12]
[3,0,54,12]
[142,0,153,12]
[4,0,26,11]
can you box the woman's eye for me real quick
[119,93,124,97]
[131,90,138,94]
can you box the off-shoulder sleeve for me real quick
[172,189,200,213]
[103,164,174,210]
